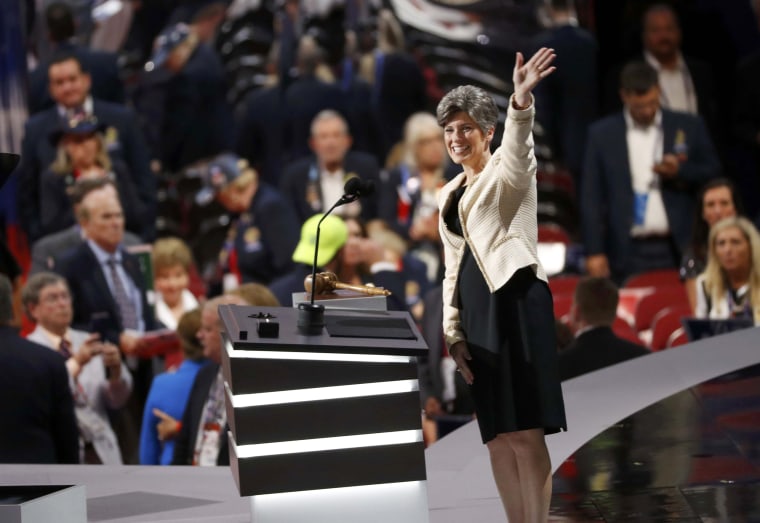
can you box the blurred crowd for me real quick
[3,0,760,463]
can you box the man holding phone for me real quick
[23,272,132,464]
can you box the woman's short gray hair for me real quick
[436,85,498,133]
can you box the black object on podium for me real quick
[219,305,429,501]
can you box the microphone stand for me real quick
[297,193,358,335]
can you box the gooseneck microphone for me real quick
[297,177,375,335]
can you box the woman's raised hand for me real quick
[513,47,556,108]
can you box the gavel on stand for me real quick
[304,272,392,297]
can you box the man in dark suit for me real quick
[29,177,144,275]
[531,0,598,178]
[603,4,716,141]
[28,2,125,114]
[282,34,348,163]
[0,273,79,464]
[134,22,233,174]
[581,61,720,284]
[53,179,157,462]
[559,277,649,381]
[280,109,380,224]
[17,53,154,243]
[172,294,248,466]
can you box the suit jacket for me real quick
[603,54,716,133]
[236,86,287,186]
[30,225,142,275]
[558,326,649,381]
[18,98,155,242]
[279,151,381,223]
[53,241,157,343]
[438,98,546,348]
[171,362,229,466]
[581,109,720,279]
[28,42,125,114]
[0,326,79,464]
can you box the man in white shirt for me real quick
[23,271,132,464]
[582,61,720,283]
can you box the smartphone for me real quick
[88,312,111,341]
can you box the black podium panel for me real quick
[224,357,419,395]
[220,305,429,497]
[230,441,427,497]
[225,390,422,445]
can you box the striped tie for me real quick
[107,258,139,331]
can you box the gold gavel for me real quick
[304,271,392,296]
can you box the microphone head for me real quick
[343,177,363,196]
[343,177,375,197]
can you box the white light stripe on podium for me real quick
[234,429,423,458]
[226,341,414,364]
[229,379,419,407]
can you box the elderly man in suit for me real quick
[24,272,132,464]
[18,53,154,242]
[0,274,79,464]
[280,109,380,223]
[582,61,720,284]
[559,277,649,381]
[29,177,144,275]
[53,179,157,463]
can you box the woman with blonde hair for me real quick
[41,116,147,239]
[695,216,760,324]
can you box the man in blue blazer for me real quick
[581,61,720,284]
[17,53,154,243]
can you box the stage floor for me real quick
[1,329,759,522]
[548,363,760,521]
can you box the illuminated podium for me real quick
[218,304,430,523]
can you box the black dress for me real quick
[444,186,567,443]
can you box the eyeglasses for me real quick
[40,292,72,304]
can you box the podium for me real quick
[218,304,430,523]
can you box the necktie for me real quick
[59,338,72,359]
[107,257,139,330]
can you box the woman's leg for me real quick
[487,434,525,522]
[502,429,552,522]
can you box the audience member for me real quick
[18,53,154,242]
[135,23,233,173]
[229,282,281,308]
[680,178,743,310]
[235,43,288,186]
[268,213,348,306]
[30,177,144,274]
[581,61,720,284]
[27,2,125,114]
[172,294,249,466]
[378,112,446,282]
[358,9,427,162]
[603,4,716,137]
[140,308,206,465]
[559,277,649,381]
[280,109,381,223]
[531,0,598,178]
[195,153,299,293]
[152,237,200,330]
[695,216,760,324]
[40,114,148,239]
[24,272,132,464]
[0,274,79,464]
[281,34,348,162]
[733,25,760,221]
[52,181,158,463]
